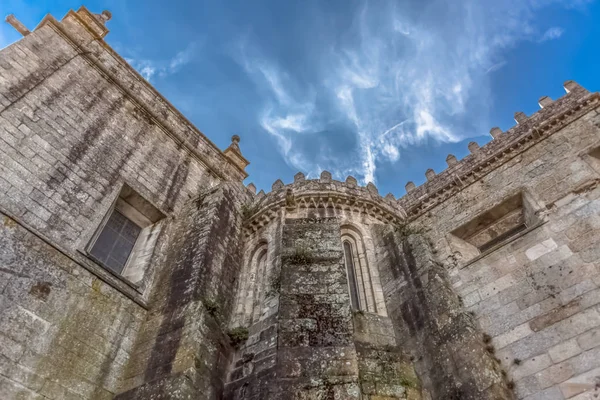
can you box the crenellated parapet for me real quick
[398,80,599,220]
[243,81,598,230]
[242,171,407,238]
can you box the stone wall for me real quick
[0,7,248,400]
[406,90,600,399]
[0,209,145,399]
[117,183,250,399]
[3,5,600,400]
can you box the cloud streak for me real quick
[125,41,199,81]
[539,27,565,42]
[236,0,593,184]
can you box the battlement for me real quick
[242,171,407,237]
[398,80,598,219]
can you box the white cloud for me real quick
[237,0,593,184]
[538,27,565,42]
[125,42,199,82]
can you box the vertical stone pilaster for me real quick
[276,217,361,399]
[116,183,250,400]
[377,229,515,400]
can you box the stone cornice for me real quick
[399,87,599,221]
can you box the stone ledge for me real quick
[0,205,149,309]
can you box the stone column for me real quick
[275,217,361,399]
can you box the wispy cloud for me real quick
[125,41,200,81]
[538,27,565,42]
[235,0,593,184]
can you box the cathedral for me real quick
[1,6,600,400]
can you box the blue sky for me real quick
[1,0,599,197]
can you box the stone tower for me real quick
[1,6,600,400]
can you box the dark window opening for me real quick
[343,241,361,310]
[89,210,142,274]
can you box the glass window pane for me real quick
[90,209,141,274]
[343,241,360,310]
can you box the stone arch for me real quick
[341,224,387,316]
[233,239,269,326]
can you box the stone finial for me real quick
[446,154,458,167]
[514,112,527,124]
[490,127,503,139]
[366,182,378,195]
[538,96,553,108]
[257,190,265,198]
[294,172,306,183]
[468,141,480,154]
[564,80,585,93]
[320,170,332,182]
[385,193,395,201]
[94,10,112,25]
[425,169,436,181]
[247,183,257,194]
[223,135,249,177]
[5,15,30,36]
[405,181,416,193]
[272,179,284,190]
[345,176,358,187]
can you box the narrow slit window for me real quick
[343,241,361,310]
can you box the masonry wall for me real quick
[117,183,249,399]
[411,100,600,399]
[0,8,246,400]
[0,209,145,399]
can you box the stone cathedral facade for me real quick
[1,6,600,400]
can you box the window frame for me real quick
[85,185,165,283]
[343,239,361,311]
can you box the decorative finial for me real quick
[345,176,358,187]
[405,182,416,193]
[223,134,249,176]
[247,183,256,194]
[294,172,305,183]
[94,10,112,25]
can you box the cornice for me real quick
[243,186,407,238]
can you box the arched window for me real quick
[341,225,387,315]
[343,240,360,310]
[233,241,269,326]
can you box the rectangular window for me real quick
[89,210,142,274]
[88,185,165,282]
[448,191,543,262]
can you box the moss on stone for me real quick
[227,326,249,347]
